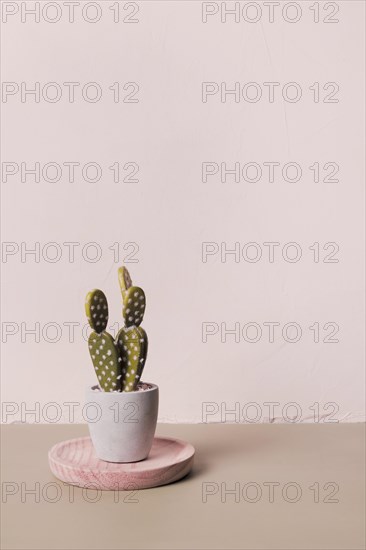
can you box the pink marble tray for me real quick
[49,436,195,490]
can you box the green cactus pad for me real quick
[115,326,148,392]
[122,286,146,327]
[88,331,122,392]
[85,289,109,334]
[118,266,133,298]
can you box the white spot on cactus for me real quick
[131,369,135,374]
[97,305,101,310]
[139,296,144,301]
[112,382,116,387]
[111,371,115,375]
[99,345,103,350]
[99,361,102,365]
[102,355,106,360]
[134,301,139,306]
[102,339,106,344]
[128,361,131,366]
[92,355,95,359]
[96,350,100,355]
[134,292,138,297]
[107,377,111,381]
[128,316,133,321]
[98,375,102,380]
[133,356,137,360]
[102,370,105,375]
[118,357,122,362]
[134,346,138,351]
[140,358,144,363]
[117,375,122,380]
[107,350,111,356]
[127,350,131,355]
[94,296,98,301]
[122,357,127,362]
[89,345,92,349]
[106,366,109,370]
[128,299,132,303]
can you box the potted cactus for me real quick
[84,266,158,463]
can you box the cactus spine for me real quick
[85,267,148,392]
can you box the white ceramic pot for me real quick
[85,383,159,463]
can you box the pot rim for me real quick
[86,382,158,394]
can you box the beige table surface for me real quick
[1,423,365,550]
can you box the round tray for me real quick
[49,436,195,490]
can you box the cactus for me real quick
[88,331,122,391]
[118,266,132,299]
[85,290,122,392]
[116,326,148,392]
[85,267,148,392]
[122,286,146,327]
[85,289,109,333]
